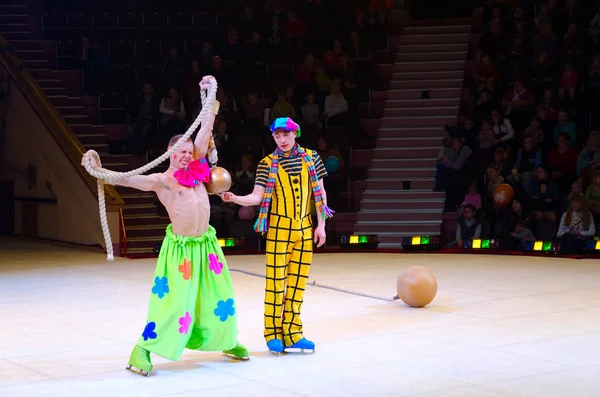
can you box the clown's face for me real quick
[273,129,296,152]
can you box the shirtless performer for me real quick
[82,76,248,376]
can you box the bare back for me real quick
[154,171,211,237]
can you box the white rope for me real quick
[82,78,219,261]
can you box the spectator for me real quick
[162,48,184,88]
[283,10,306,50]
[501,79,535,129]
[553,110,577,144]
[558,62,579,101]
[437,136,455,162]
[509,218,536,248]
[546,132,578,190]
[323,81,349,125]
[315,64,332,104]
[585,170,600,227]
[524,116,544,148]
[159,87,186,136]
[491,108,515,147]
[461,181,482,212]
[270,90,297,121]
[245,31,268,77]
[476,119,495,170]
[530,51,555,94]
[472,89,497,125]
[234,155,256,196]
[528,166,559,221]
[557,196,596,254]
[447,204,481,248]
[301,93,323,133]
[499,198,529,247]
[508,136,543,193]
[476,53,500,92]
[347,31,371,59]
[126,83,160,155]
[266,15,283,52]
[576,131,600,178]
[435,136,473,193]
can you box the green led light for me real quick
[421,236,430,245]
[226,238,235,247]
[542,241,552,251]
[359,235,368,244]
[482,239,490,249]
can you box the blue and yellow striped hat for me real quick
[270,117,301,137]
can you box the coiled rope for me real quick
[82,78,220,261]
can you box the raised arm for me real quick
[194,76,220,159]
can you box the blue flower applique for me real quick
[214,299,235,322]
[151,276,169,299]
[142,322,157,341]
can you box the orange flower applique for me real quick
[178,258,191,280]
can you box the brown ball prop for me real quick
[205,166,232,195]
[395,266,438,308]
[493,183,514,208]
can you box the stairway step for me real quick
[83,143,109,155]
[62,114,90,123]
[13,49,48,61]
[362,189,445,200]
[399,33,470,45]
[403,25,471,35]
[377,136,444,147]
[385,98,460,108]
[7,40,50,50]
[394,60,465,73]
[390,79,463,90]
[366,178,434,190]
[377,127,446,138]
[361,198,445,211]
[368,167,436,179]
[370,157,438,168]
[0,14,28,24]
[381,115,456,128]
[102,162,131,172]
[2,31,34,40]
[125,237,165,250]
[23,59,51,69]
[55,105,87,115]
[392,70,464,80]
[123,215,170,228]
[75,133,107,145]
[396,43,468,53]
[122,204,160,216]
[373,146,439,159]
[383,106,457,118]
[125,223,170,237]
[387,88,461,100]
[357,210,442,222]
[354,222,442,234]
[120,193,157,206]
[397,52,467,63]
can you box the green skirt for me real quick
[137,224,238,360]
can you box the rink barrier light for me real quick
[218,237,246,250]
[340,235,379,249]
[402,235,441,251]
[460,239,499,249]
[523,240,560,253]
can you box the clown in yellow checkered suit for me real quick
[220,117,333,353]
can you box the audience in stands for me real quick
[443,0,600,247]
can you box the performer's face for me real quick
[170,141,194,169]
[273,130,295,152]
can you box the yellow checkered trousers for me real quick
[255,148,327,346]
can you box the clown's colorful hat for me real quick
[269,117,301,137]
